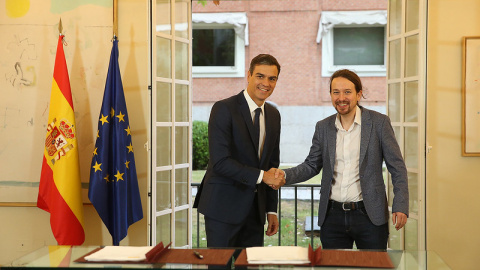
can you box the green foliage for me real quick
[193,120,209,170]
[197,0,207,6]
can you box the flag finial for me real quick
[113,0,118,38]
[58,18,63,35]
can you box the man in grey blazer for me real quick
[275,69,408,250]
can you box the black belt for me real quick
[329,200,364,211]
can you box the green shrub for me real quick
[193,120,209,170]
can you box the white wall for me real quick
[0,0,150,265]
[427,1,480,269]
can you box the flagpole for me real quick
[112,0,118,246]
[113,0,118,39]
[58,18,63,35]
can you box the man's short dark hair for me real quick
[249,54,281,77]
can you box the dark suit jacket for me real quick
[284,107,408,226]
[193,91,281,225]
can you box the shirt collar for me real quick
[243,90,264,114]
[335,106,362,131]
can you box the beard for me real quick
[334,101,355,115]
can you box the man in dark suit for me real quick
[193,54,285,249]
[275,69,408,250]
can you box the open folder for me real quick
[75,242,235,266]
[234,245,394,268]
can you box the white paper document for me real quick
[84,246,154,262]
[246,246,310,264]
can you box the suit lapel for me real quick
[359,107,372,167]
[238,91,259,157]
[327,116,337,172]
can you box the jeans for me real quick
[320,203,389,250]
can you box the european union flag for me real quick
[88,38,143,246]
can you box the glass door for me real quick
[387,0,426,251]
[151,0,192,248]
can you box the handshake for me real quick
[262,168,286,190]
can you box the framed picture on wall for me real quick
[462,36,480,156]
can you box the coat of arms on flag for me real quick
[44,118,75,164]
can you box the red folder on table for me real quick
[234,245,394,268]
[75,242,235,266]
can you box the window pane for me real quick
[156,37,171,78]
[156,170,171,211]
[156,82,171,122]
[388,39,401,79]
[156,127,172,167]
[175,84,189,122]
[405,34,419,77]
[406,0,420,32]
[393,126,401,147]
[404,127,418,169]
[388,173,394,206]
[405,81,418,122]
[405,218,418,251]
[175,126,188,164]
[333,27,385,65]
[193,29,235,66]
[175,209,188,246]
[388,83,401,122]
[388,164,408,251]
[156,214,171,244]
[156,0,170,35]
[175,0,189,39]
[175,168,188,207]
[389,0,402,36]
[175,41,189,80]
[408,172,418,215]
[388,214,401,250]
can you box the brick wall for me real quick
[192,0,388,107]
[192,0,389,163]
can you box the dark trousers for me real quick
[320,203,389,250]
[204,193,264,248]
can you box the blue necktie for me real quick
[253,108,261,153]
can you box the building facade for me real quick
[192,0,388,164]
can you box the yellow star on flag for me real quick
[92,161,102,172]
[125,126,131,136]
[125,160,130,169]
[116,111,125,122]
[127,143,134,153]
[114,170,124,181]
[110,107,115,117]
[93,147,98,156]
[104,174,110,182]
[99,114,109,125]
[97,130,100,138]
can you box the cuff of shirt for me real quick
[267,212,277,216]
[257,170,264,184]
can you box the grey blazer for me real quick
[284,107,408,226]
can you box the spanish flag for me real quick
[37,34,85,245]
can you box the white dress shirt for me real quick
[330,106,363,203]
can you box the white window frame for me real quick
[317,10,387,77]
[192,12,248,78]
